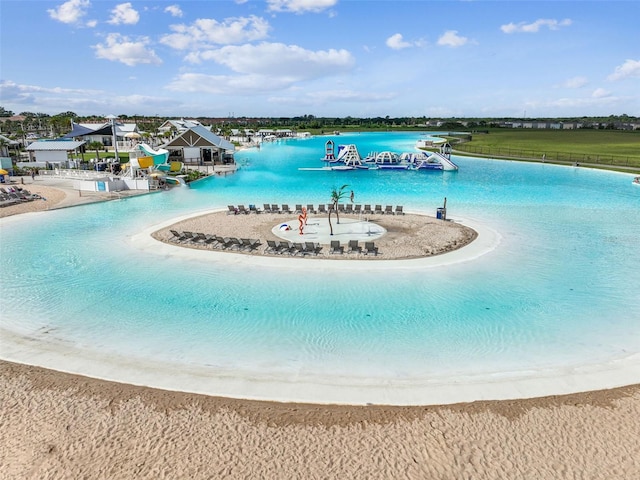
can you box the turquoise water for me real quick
[1,132,639,393]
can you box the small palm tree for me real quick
[87,141,104,163]
[328,184,349,235]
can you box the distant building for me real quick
[157,119,208,135]
[162,125,235,169]
[24,139,86,166]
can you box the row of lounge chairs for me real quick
[169,230,262,251]
[227,203,405,215]
[330,240,379,256]
[265,240,323,256]
[0,186,42,208]
[168,227,382,257]
[167,230,380,257]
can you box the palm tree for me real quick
[328,184,349,235]
[0,137,9,157]
[87,141,104,163]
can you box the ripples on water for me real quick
[1,132,639,384]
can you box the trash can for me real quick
[436,207,446,220]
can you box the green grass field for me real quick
[453,129,640,169]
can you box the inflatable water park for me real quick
[300,140,459,172]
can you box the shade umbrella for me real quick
[124,132,141,139]
[0,169,8,175]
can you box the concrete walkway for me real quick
[272,216,386,244]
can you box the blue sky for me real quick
[1,0,639,118]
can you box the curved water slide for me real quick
[136,143,169,165]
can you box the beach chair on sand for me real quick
[354,204,362,214]
[294,204,303,214]
[249,204,261,214]
[345,204,354,214]
[330,240,344,254]
[278,241,295,255]
[305,241,321,256]
[364,241,378,256]
[183,231,196,242]
[374,205,383,214]
[317,204,327,214]
[227,205,238,215]
[228,237,242,250]
[347,240,361,254]
[204,234,218,245]
[271,204,281,214]
[237,205,249,214]
[384,205,394,215]
[266,240,280,254]
[292,242,306,256]
[395,205,404,215]
[263,203,272,213]
[192,232,207,243]
[170,230,188,242]
[216,236,234,249]
[363,204,373,214]
[306,204,316,214]
[281,204,292,214]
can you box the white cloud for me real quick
[0,79,102,97]
[108,3,140,25]
[591,88,610,98]
[167,73,292,95]
[562,76,588,88]
[93,33,162,66]
[501,18,572,34]
[386,34,412,50]
[437,30,468,48]
[48,0,91,25]
[607,59,640,81]
[160,15,270,50]
[267,0,338,14]
[164,5,183,18]
[189,42,353,78]
[167,43,354,95]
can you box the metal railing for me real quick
[454,145,640,168]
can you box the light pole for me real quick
[106,114,119,164]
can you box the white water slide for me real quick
[428,152,459,171]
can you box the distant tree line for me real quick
[1,106,638,144]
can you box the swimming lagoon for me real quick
[1,132,639,405]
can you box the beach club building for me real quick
[162,125,236,173]
[23,139,86,168]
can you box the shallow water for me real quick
[1,132,639,397]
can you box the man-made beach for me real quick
[2,176,639,478]
[2,361,638,479]
[152,209,478,260]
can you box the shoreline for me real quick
[2,178,640,478]
[2,359,639,479]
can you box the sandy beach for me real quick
[2,177,639,479]
[152,209,478,261]
[2,361,639,479]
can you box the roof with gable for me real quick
[163,125,235,151]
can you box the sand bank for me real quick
[152,209,479,261]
